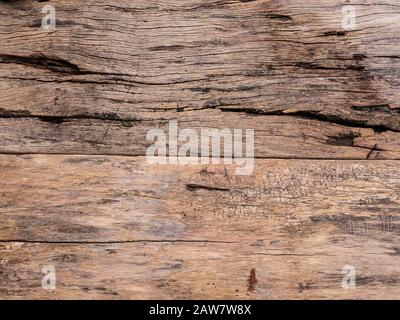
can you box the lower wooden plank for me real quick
[0,155,400,299]
[1,155,400,242]
[1,240,400,300]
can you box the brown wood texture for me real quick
[1,0,400,299]
[1,156,400,299]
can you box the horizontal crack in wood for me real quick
[186,183,231,192]
[219,108,396,132]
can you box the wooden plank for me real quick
[0,0,400,155]
[1,155,400,242]
[0,114,399,159]
[0,155,400,299]
[2,241,400,300]
[1,0,400,300]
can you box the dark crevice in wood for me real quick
[0,74,210,86]
[352,144,385,157]
[373,55,400,59]
[366,144,379,160]
[353,54,368,61]
[294,61,366,71]
[326,132,360,147]
[0,54,135,79]
[1,105,395,135]
[0,109,147,124]
[352,104,399,114]
[186,183,230,192]
[0,54,86,75]
[264,14,292,21]
[37,116,66,124]
[320,30,347,37]
[219,108,395,132]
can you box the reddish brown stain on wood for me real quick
[248,268,257,292]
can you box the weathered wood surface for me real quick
[1,0,400,300]
[1,155,400,242]
[0,0,400,159]
[2,115,400,159]
[2,241,400,300]
[1,155,400,299]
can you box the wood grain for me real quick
[1,0,400,300]
[2,241,400,300]
[1,155,400,299]
[1,114,399,159]
[0,0,399,159]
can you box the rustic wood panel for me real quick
[1,0,400,300]
[0,0,399,159]
[1,155,400,242]
[1,114,399,159]
[2,241,400,300]
[0,155,400,299]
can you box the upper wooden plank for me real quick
[0,0,400,158]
